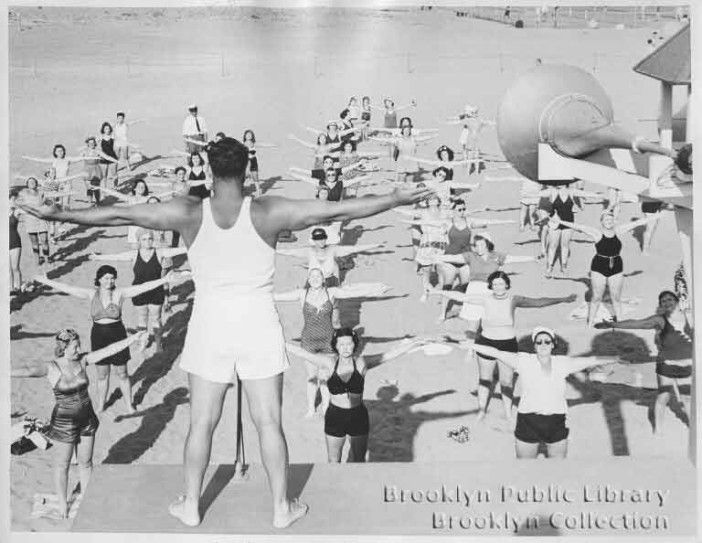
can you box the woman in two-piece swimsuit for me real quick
[286,329,427,462]
[275,268,390,417]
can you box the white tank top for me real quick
[188,197,274,298]
[114,123,128,144]
[481,294,515,340]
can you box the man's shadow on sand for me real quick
[366,385,477,462]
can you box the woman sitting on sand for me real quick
[276,228,384,287]
[32,266,189,414]
[286,329,428,462]
[553,209,661,326]
[274,268,391,417]
[471,326,622,458]
[433,272,576,422]
[595,290,693,434]
[89,228,188,352]
[11,328,146,518]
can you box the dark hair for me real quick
[25,176,39,189]
[675,143,692,175]
[131,179,150,196]
[433,166,450,178]
[52,144,66,158]
[322,154,335,164]
[331,327,359,354]
[101,122,113,135]
[311,228,328,240]
[326,122,338,131]
[116,111,125,118]
[215,131,226,140]
[362,95,370,103]
[54,328,80,358]
[243,129,256,143]
[85,136,96,145]
[324,168,338,180]
[340,108,350,120]
[188,152,203,168]
[174,166,187,176]
[95,265,118,286]
[487,270,511,290]
[317,134,328,146]
[436,145,455,161]
[146,196,161,204]
[451,198,466,209]
[206,137,249,179]
[342,140,357,152]
[658,290,679,303]
[399,116,413,128]
[473,235,495,252]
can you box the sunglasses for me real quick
[535,339,553,345]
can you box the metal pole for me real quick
[234,376,247,478]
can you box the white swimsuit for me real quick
[179,197,289,382]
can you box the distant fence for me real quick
[450,5,689,29]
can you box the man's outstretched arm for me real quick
[19,196,197,231]
[261,186,434,232]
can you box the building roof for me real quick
[633,23,690,85]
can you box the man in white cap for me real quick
[182,104,208,153]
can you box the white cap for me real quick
[473,232,494,245]
[531,326,556,343]
[188,103,197,110]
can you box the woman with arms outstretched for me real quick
[18,136,432,528]
[32,266,188,413]
[472,326,622,458]
[286,329,427,462]
[275,268,390,417]
[12,328,146,518]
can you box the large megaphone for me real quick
[496,64,687,185]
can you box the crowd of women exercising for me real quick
[10,95,693,518]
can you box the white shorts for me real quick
[459,281,489,321]
[179,294,290,383]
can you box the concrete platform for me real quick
[71,459,696,536]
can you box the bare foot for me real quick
[169,495,200,527]
[273,499,308,529]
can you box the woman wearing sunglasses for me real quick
[432,272,576,421]
[471,326,621,458]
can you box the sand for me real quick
[8,7,690,532]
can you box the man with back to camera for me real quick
[20,137,434,528]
